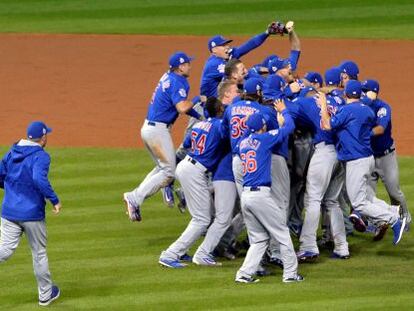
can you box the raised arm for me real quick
[316,92,332,130]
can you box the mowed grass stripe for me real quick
[0,147,413,310]
[0,0,412,39]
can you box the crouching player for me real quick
[235,100,303,283]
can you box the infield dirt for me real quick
[0,34,413,155]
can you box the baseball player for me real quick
[222,78,277,196]
[159,98,228,268]
[0,121,61,306]
[123,52,198,221]
[339,60,359,87]
[318,80,407,245]
[200,21,286,98]
[235,105,303,283]
[289,90,350,261]
[303,72,323,89]
[361,79,411,235]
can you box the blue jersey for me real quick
[238,110,295,187]
[200,33,269,97]
[223,100,277,154]
[146,71,189,125]
[289,96,342,145]
[183,118,226,171]
[369,99,394,156]
[330,102,375,161]
[212,150,234,182]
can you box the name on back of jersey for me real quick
[193,120,213,132]
[239,137,261,151]
[231,105,258,116]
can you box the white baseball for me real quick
[286,21,294,32]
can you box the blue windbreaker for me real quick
[0,140,59,221]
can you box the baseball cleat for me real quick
[159,258,187,269]
[162,185,175,208]
[192,255,222,266]
[283,274,304,283]
[373,223,389,241]
[331,252,350,260]
[235,276,260,284]
[392,217,407,245]
[123,193,141,222]
[179,253,193,262]
[39,285,60,306]
[268,257,284,269]
[349,210,367,232]
[296,251,319,263]
[175,187,187,213]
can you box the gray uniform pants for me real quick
[268,154,290,259]
[194,180,237,259]
[128,121,176,207]
[0,218,53,301]
[346,156,398,226]
[368,150,411,223]
[299,143,348,256]
[160,156,212,260]
[237,188,298,280]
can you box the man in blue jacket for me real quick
[0,121,61,307]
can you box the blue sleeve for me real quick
[183,132,192,149]
[376,105,391,129]
[222,108,230,138]
[289,50,301,71]
[231,33,269,59]
[330,107,349,130]
[286,101,301,121]
[264,110,295,148]
[171,79,189,105]
[0,152,9,189]
[32,152,59,205]
[186,108,201,119]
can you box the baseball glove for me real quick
[266,21,288,36]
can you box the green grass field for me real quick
[0,148,413,310]
[0,0,413,39]
[0,0,413,309]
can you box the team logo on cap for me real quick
[256,85,261,91]
[43,128,46,134]
[179,57,184,64]
[211,41,216,47]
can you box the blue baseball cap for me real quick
[261,54,278,67]
[339,60,359,79]
[27,121,52,139]
[304,72,323,85]
[344,80,362,97]
[169,52,194,68]
[208,35,233,52]
[247,112,266,133]
[264,74,285,92]
[325,67,341,86]
[361,79,380,93]
[268,58,290,74]
[243,78,264,94]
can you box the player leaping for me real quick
[123,52,200,222]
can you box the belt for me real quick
[187,156,209,174]
[243,186,270,192]
[376,147,395,158]
[146,120,171,128]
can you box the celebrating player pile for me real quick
[123,19,410,284]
